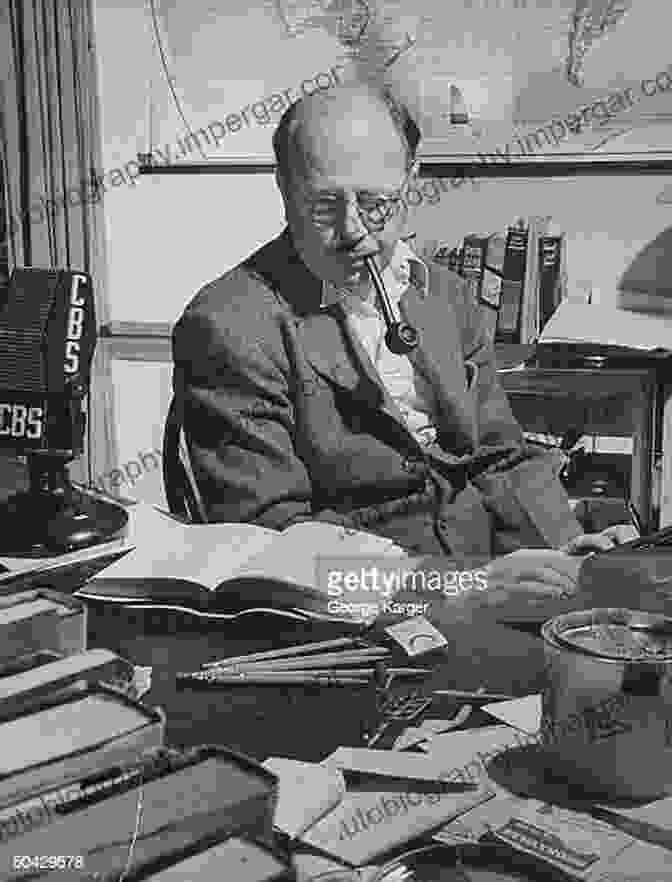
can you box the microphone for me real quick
[0,268,127,556]
[363,255,418,355]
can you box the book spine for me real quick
[538,235,563,330]
[459,235,488,307]
[496,225,529,343]
[556,234,567,310]
[448,248,462,274]
[520,217,544,344]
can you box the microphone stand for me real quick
[364,255,419,355]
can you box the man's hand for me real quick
[560,524,639,556]
[484,549,584,602]
[479,525,638,606]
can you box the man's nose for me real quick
[339,197,369,243]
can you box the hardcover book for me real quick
[496,224,529,343]
[0,745,279,881]
[538,234,564,330]
[519,217,547,345]
[0,589,86,660]
[0,683,164,809]
[459,234,489,307]
[73,503,406,621]
[0,648,133,721]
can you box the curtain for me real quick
[0,0,117,488]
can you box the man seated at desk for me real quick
[172,82,634,595]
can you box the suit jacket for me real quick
[172,228,583,556]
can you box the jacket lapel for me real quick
[298,309,413,432]
[400,277,478,452]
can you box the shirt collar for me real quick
[321,240,428,309]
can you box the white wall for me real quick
[106,360,173,506]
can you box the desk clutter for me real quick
[0,536,671,879]
[0,586,295,881]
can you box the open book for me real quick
[538,301,672,355]
[74,503,407,621]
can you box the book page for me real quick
[539,301,672,351]
[232,522,407,592]
[89,503,280,591]
[0,694,150,775]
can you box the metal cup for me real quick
[540,608,672,801]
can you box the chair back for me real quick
[162,397,208,523]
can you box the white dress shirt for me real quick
[322,241,439,447]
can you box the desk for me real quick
[85,574,666,762]
[497,355,663,531]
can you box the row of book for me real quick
[434,217,567,345]
[0,583,294,881]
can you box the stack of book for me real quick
[434,218,566,346]
[495,217,566,345]
[0,547,293,881]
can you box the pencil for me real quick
[433,690,516,702]
[177,672,372,686]
[202,635,373,669]
[205,667,432,678]
[218,648,391,672]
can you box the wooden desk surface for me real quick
[85,573,665,763]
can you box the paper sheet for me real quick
[324,747,472,782]
[262,757,345,839]
[481,694,543,735]
[301,773,494,866]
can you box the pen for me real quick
[202,636,374,669]
[213,648,392,672]
[196,667,433,679]
[177,672,372,686]
[433,690,516,702]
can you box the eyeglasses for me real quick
[302,172,411,233]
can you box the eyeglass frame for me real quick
[296,162,419,233]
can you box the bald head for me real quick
[272,82,420,291]
[273,83,420,185]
